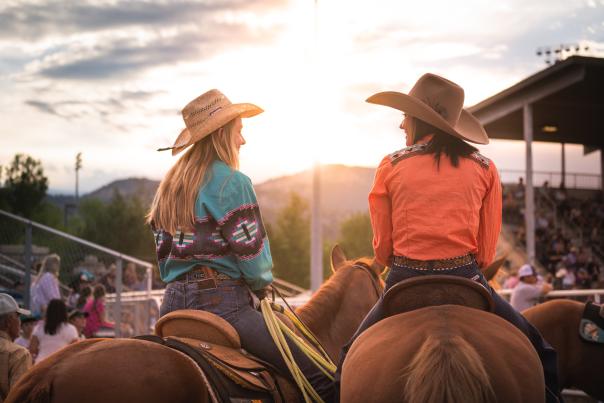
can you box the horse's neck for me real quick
[295,269,377,360]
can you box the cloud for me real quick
[24,100,59,116]
[0,0,287,41]
[4,0,287,82]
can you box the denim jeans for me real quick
[334,262,562,403]
[161,279,334,402]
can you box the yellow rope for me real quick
[261,299,328,403]
[283,310,333,362]
[278,323,336,379]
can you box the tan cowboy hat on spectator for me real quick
[366,73,489,144]
[163,89,263,156]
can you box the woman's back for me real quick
[370,142,501,267]
[32,321,78,363]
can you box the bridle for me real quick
[350,261,383,299]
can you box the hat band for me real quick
[188,106,224,130]
[186,97,224,119]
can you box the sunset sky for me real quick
[1,0,603,194]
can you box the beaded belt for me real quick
[391,254,474,271]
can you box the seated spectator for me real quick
[576,268,591,289]
[511,264,553,312]
[75,285,92,310]
[14,315,39,349]
[83,285,115,338]
[555,267,576,290]
[0,293,33,401]
[67,270,94,310]
[100,264,117,294]
[123,263,146,292]
[30,253,62,316]
[514,177,525,200]
[503,269,520,289]
[29,299,79,364]
[68,310,89,340]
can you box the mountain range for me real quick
[52,164,376,239]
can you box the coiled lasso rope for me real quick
[260,298,336,403]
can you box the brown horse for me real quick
[7,246,382,403]
[483,264,604,399]
[524,299,604,400]
[341,306,545,403]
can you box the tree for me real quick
[2,154,48,218]
[269,192,311,288]
[338,212,374,259]
[77,190,155,261]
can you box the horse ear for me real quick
[483,254,507,281]
[331,244,348,272]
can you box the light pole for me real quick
[310,0,323,292]
[75,152,82,202]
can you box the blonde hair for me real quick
[33,253,61,286]
[147,118,240,233]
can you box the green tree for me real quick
[269,192,310,288]
[77,190,155,261]
[338,212,373,259]
[2,154,48,218]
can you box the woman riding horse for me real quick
[335,73,561,403]
[148,89,333,401]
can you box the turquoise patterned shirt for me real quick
[153,160,273,290]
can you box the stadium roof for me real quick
[469,56,604,148]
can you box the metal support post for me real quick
[523,103,536,265]
[24,223,32,309]
[115,258,122,337]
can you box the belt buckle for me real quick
[188,271,208,282]
[196,278,217,290]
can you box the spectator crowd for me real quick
[503,178,603,291]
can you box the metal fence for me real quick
[499,169,601,189]
[0,208,307,337]
[0,209,153,337]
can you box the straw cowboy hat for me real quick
[165,89,263,156]
[366,73,489,144]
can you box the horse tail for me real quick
[403,335,496,403]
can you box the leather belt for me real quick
[391,254,474,271]
[174,265,241,290]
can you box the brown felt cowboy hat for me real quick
[366,73,489,145]
[165,89,263,156]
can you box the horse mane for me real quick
[295,258,373,329]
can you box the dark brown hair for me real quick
[44,299,68,335]
[413,118,478,168]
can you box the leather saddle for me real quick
[382,275,495,318]
[137,309,300,403]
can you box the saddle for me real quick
[579,301,604,344]
[382,275,495,318]
[143,309,300,403]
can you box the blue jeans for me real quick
[334,262,561,403]
[160,279,334,402]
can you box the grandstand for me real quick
[470,56,603,281]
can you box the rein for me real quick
[351,261,383,298]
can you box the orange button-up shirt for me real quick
[369,142,502,270]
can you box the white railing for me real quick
[498,288,603,303]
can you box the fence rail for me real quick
[499,169,601,189]
[497,288,604,303]
[0,209,153,337]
